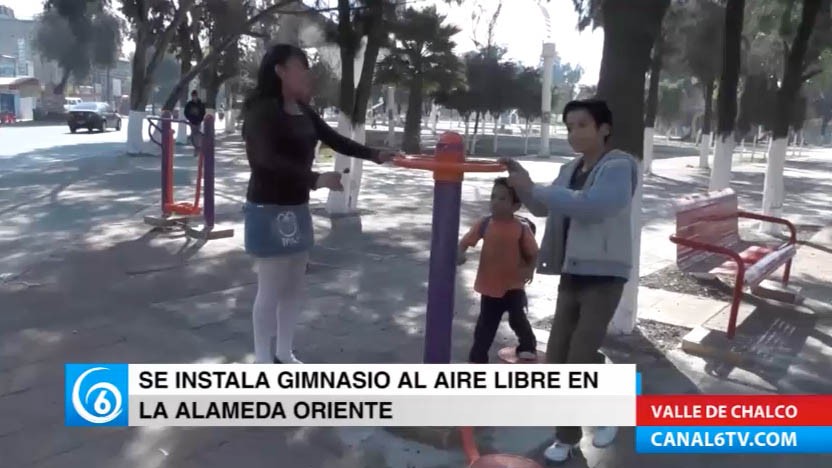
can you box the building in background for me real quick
[0,4,64,119]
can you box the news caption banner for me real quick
[636,395,832,453]
[65,363,636,427]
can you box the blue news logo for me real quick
[65,364,128,426]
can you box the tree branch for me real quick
[146,0,195,79]
[802,68,823,82]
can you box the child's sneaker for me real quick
[517,350,538,361]
[591,426,618,448]
[543,439,579,464]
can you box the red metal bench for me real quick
[669,189,797,339]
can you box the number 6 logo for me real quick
[71,367,123,424]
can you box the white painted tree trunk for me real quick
[709,134,735,191]
[698,133,711,168]
[643,127,655,174]
[127,110,148,155]
[326,113,356,215]
[176,121,188,144]
[492,114,500,153]
[540,43,555,158]
[524,119,531,155]
[797,130,804,157]
[225,109,237,134]
[386,86,396,146]
[760,137,788,234]
[348,123,366,212]
[429,102,438,134]
[609,162,643,335]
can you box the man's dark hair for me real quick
[493,177,520,204]
[562,98,613,142]
[191,90,198,96]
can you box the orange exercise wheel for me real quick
[392,155,505,173]
[460,426,543,468]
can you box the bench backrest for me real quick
[672,189,740,272]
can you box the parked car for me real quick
[63,97,82,112]
[67,102,122,133]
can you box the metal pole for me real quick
[423,181,462,364]
[203,114,215,230]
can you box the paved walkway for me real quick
[1,134,831,467]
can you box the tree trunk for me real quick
[54,69,71,95]
[342,0,385,213]
[127,33,151,155]
[761,0,823,232]
[403,80,423,154]
[597,0,669,337]
[595,0,669,161]
[643,38,662,174]
[709,0,745,191]
[699,80,714,168]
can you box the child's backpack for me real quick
[478,215,537,239]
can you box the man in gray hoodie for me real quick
[501,99,639,464]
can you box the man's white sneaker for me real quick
[543,440,579,464]
[592,426,618,448]
[274,354,304,364]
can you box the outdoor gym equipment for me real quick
[143,111,234,240]
[391,132,544,468]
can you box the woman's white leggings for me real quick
[251,252,308,363]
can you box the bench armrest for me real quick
[669,234,745,268]
[736,210,797,247]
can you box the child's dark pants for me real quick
[469,289,537,363]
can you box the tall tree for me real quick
[568,0,669,336]
[375,7,462,153]
[33,0,123,95]
[161,0,299,111]
[570,0,670,159]
[709,0,746,191]
[643,0,685,173]
[677,0,724,168]
[121,0,195,154]
[512,66,545,155]
[760,0,831,229]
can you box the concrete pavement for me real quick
[1,130,832,467]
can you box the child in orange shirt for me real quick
[458,177,539,363]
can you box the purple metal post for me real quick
[423,180,463,363]
[203,114,215,230]
[161,111,172,215]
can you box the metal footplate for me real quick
[183,224,235,240]
[143,214,202,229]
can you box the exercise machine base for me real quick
[144,215,234,240]
[143,214,202,228]
[184,225,235,240]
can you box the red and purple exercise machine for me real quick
[392,132,544,468]
[143,111,234,240]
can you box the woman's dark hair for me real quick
[562,98,613,142]
[493,177,520,203]
[242,43,309,114]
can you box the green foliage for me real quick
[375,6,463,92]
[513,67,544,120]
[310,53,340,113]
[34,0,124,91]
